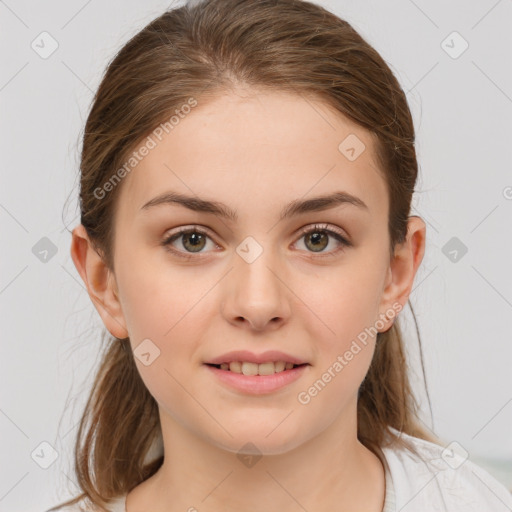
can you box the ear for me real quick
[377,216,426,332]
[70,224,129,339]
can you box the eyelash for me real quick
[161,223,352,260]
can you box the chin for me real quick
[209,425,307,457]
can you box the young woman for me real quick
[49,0,512,510]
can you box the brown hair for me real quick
[51,0,442,510]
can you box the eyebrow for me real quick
[140,190,369,221]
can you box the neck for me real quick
[126,400,386,512]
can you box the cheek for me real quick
[115,254,214,413]
[297,256,386,347]
[116,249,214,343]
[292,250,387,407]
[115,250,219,384]
[294,264,382,414]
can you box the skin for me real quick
[71,87,426,512]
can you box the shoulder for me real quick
[381,427,512,511]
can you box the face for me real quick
[77,88,419,456]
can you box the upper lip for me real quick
[205,350,309,365]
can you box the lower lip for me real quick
[204,364,309,394]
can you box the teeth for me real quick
[241,362,259,376]
[229,361,242,373]
[220,361,297,375]
[274,361,286,372]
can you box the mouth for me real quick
[205,361,308,376]
[204,361,309,394]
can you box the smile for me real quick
[207,361,304,375]
[204,362,309,394]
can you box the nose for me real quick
[221,244,291,332]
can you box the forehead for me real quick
[117,89,388,223]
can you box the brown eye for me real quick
[295,223,351,256]
[161,223,351,260]
[304,231,329,252]
[162,227,216,258]
[180,232,207,252]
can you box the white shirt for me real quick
[61,428,512,511]
[381,427,512,511]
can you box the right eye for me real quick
[161,226,219,259]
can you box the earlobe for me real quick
[377,216,426,332]
[70,224,129,339]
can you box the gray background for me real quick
[1,0,511,510]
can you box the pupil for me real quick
[308,231,327,252]
[189,233,201,245]
[185,233,204,252]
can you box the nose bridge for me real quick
[235,234,281,299]
[224,234,290,329]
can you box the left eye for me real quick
[294,223,351,255]
[161,223,351,258]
